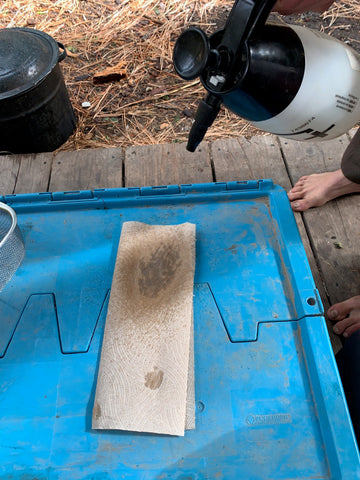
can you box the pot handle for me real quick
[57,42,67,62]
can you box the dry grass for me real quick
[1,0,359,151]
[322,0,359,24]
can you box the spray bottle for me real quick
[173,0,360,151]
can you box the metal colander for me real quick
[0,202,25,292]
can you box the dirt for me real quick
[274,11,360,49]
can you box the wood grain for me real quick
[211,135,291,189]
[0,155,20,195]
[14,153,53,194]
[50,147,123,191]
[124,142,213,187]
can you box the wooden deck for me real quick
[1,131,359,352]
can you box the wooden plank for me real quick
[211,135,291,189]
[280,135,358,352]
[296,194,360,305]
[14,153,53,194]
[279,134,350,179]
[49,147,123,192]
[212,135,342,352]
[124,142,213,187]
[0,155,20,195]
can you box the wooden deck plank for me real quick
[14,153,53,194]
[211,135,291,189]
[124,142,213,187]
[280,135,358,351]
[0,155,20,195]
[49,147,123,192]
[279,134,350,181]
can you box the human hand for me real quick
[273,0,335,15]
[328,295,360,338]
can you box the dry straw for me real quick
[1,1,358,151]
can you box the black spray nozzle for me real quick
[173,28,210,81]
[187,94,221,152]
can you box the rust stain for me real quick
[225,244,238,255]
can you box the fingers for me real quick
[328,296,360,321]
[332,317,360,338]
[328,296,360,338]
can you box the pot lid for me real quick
[0,27,60,100]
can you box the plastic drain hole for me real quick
[307,297,316,306]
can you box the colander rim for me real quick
[0,202,17,249]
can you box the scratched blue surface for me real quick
[0,181,358,479]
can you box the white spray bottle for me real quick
[173,0,360,151]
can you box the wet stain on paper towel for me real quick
[138,244,181,298]
[93,402,102,420]
[145,367,164,390]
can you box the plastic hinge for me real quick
[226,179,273,191]
[259,179,274,189]
[51,190,95,202]
[4,192,52,204]
[180,182,227,194]
[93,187,140,198]
[140,185,180,196]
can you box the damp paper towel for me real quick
[92,221,196,436]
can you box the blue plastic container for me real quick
[0,180,359,479]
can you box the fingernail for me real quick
[329,309,338,320]
[333,326,339,334]
[292,202,300,209]
[343,332,349,338]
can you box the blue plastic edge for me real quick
[300,316,360,477]
[267,185,324,319]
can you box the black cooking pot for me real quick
[0,27,76,154]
